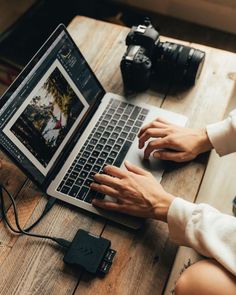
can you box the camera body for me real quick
[120,45,152,91]
[120,19,206,92]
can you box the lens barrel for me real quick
[155,42,205,86]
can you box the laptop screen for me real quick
[0,25,105,186]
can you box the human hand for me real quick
[90,161,175,222]
[138,118,213,162]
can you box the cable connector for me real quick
[63,229,116,275]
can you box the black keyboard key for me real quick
[117,138,124,145]
[68,185,80,198]
[114,126,122,133]
[104,114,112,120]
[120,132,128,139]
[75,178,84,186]
[74,164,83,173]
[65,178,75,186]
[77,186,89,200]
[84,164,92,171]
[121,114,128,121]
[79,170,88,179]
[108,108,115,115]
[113,144,121,151]
[113,141,132,167]
[124,125,131,132]
[110,119,117,126]
[130,106,141,120]
[96,158,105,166]
[141,108,149,115]
[92,150,100,157]
[111,132,119,139]
[107,125,114,132]
[127,119,135,126]
[94,132,102,139]
[92,165,100,173]
[57,181,65,191]
[70,171,79,179]
[124,104,134,114]
[113,114,120,120]
[131,126,139,133]
[76,154,81,160]
[90,138,98,145]
[101,120,109,127]
[127,132,136,141]
[99,138,107,144]
[86,145,94,152]
[117,107,124,114]
[80,147,85,153]
[84,139,89,146]
[84,178,93,187]
[95,144,103,151]
[89,171,96,178]
[118,120,125,127]
[101,151,108,158]
[60,186,70,194]
[103,131,111,138]
[88,157,96,164]
[107,138,115,145]
[135,120,143,127]
[120,102,127,108]
[101,164,107,172]
[110,150,118,158]
[138,114,146,121]
[82,151,90,158]
[64,173,69,179]
[84,190,96,203]
[104,145,112,152]
[106,157,114,165]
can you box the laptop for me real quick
[0,24,187,229]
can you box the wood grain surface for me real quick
[0,16,236,295]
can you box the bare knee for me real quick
[175,259,236,295]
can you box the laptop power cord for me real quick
[0,184,116,275]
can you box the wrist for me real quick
[197,128,213,154]
[153,193,175,222]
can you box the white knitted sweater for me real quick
[167,109,236,275]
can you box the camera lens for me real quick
[155,42,205,86]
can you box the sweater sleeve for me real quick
[167,197,236,276]
[206,109,236,156]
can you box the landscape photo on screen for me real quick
[10,65,85,168]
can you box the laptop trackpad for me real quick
[123,142,165,182]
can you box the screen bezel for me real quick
[0,24,106,190]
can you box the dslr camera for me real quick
[120,19,206,91]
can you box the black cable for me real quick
[0,184,71,249]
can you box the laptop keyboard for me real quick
[56,98,149,203]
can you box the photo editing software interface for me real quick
[0,30,104,185]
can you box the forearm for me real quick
[167,198,236,276]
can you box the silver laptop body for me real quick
[0,25,187,229]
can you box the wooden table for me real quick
[1,16,236,295]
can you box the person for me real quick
[90,109,236,295]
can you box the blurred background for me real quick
[0,0,236,95]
